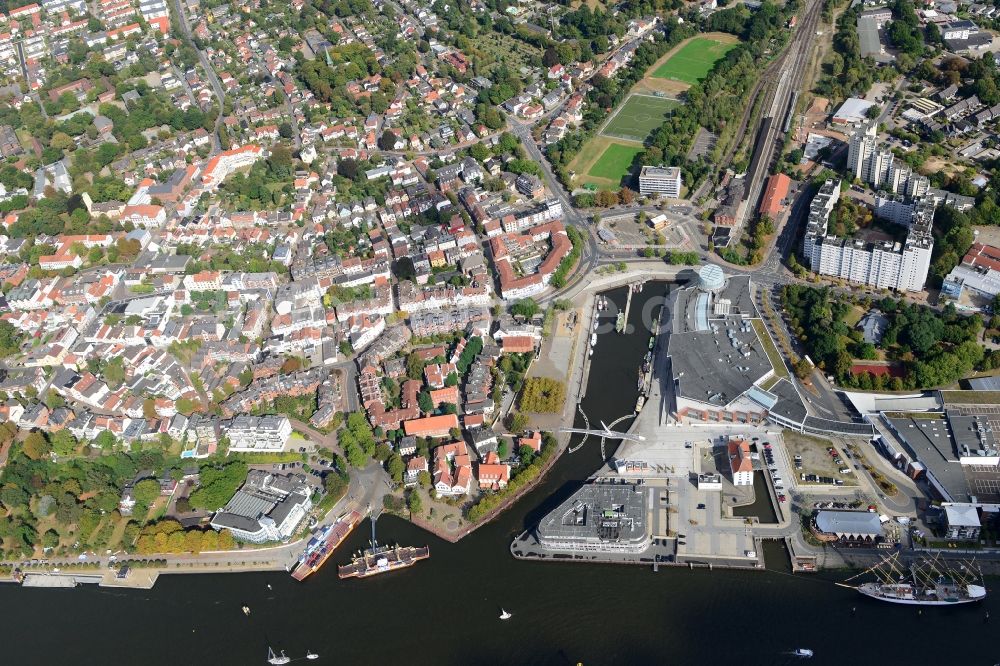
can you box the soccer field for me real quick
[652,36,738,85]
[601,95,679,143]
[586,142,644,182]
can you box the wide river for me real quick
[2,284,996,665]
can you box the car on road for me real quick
[778,495,787,502]
[696,503,706,510]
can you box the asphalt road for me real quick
[170,0,226,154]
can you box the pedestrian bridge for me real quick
[559,427,645,443]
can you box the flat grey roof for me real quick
[536,483,646,543]
[967,376,1000,391]
[947,411,999,458]
[803,416,876,437]
[887,415,971,501]
[857,17,887,60]
[767,379,808,426]
[668,315,773,408]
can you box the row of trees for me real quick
[549,227,583,289]
[135,519,237,555]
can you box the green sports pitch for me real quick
[600,94,679,143]
[652,36,738,85]
[586,142,644,182]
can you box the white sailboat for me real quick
[242,605,251,616]
[267,647,291,665]
[306,650,319,660]
[499,609,512,620]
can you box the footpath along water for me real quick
[1,283,997,666]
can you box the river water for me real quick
[2,284,997,665]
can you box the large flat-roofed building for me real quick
[942,243,1000,308]
[813,510,884,545]
[210,470,312,543]
[667,274,777,424]
[535,482,649,553]
[803,178,934,293]
[227,415,292,452]
[883,394,1000,503]
[638,165,682,198]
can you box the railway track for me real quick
[732,0,825,237]
[719,0,825,170]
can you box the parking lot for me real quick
[782,431,859,487]
[598,213,688,249]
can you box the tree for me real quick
[510,298,540,319]
[22,431,51,460]
[793,358,813,380]
[337,157,359,180]
[93,430,117,450]
[387,453,404,484]
[418,390,434,414]
[394,256,416,282]
[519,377,566,413]
[43,390,65,410]
[406,352,425,380]
[508,412,529,433]
[188,461,248,511]
[278,122,293,139]
[103,356,126,387]
[378,130,398,151]
[51,429,77,456]
[0,320,23,357]
[41,529,60,549]
[133,478,161,505]
[407,489,423,516]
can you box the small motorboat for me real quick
[794,648,813,658]
[306,651,319,660]
[267,647,291,665]
[266,583,272,590]
[242,606,251,616]
[499,609,512,620]
[588,348,593,357]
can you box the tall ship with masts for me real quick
[842,553,986,606]
[338,508,429,579]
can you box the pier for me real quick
[22,573,103,588]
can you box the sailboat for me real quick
[242,605,251,616]
[267,647,291,665]
[499,609,512,620]
[306,651,319,660]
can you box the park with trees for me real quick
[781,285,999,390]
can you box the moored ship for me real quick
[845,553,986,606]
[291,510,362,581]
[338,544,431,579]
[337,509,429,579]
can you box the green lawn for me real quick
[752,319,789,379]
[587,143,644,182]
[652,36,738,84]
[601,94,679,142]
